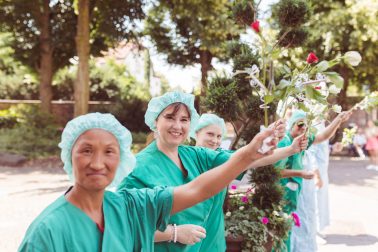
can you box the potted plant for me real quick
[225,165,296,252]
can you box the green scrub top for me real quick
[274,131,315,213]
[118,141,231,252]
[273,132,315,252]
[19,186,173,252]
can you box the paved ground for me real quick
[0,157,377,251]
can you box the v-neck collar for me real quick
[151,141,189,178]
[63,187,106,250]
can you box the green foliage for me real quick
[93,97,150,133]
[0,105,60,157]
[0,0,145,73]
[145,0,241,90]
[204,76,240,121]
[0,108,19,128]
[225,165,292,251]
[273,0,310,28]
[232,0,256,26]
[0,0,77,73]
[250,166,284,210]
[52,58,149,101]
[284,0,378,96]
[278,27,308,48]
[0,33,39,99]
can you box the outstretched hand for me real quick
[246,128,277,160]
[337,110,353,123]
[291,134,308,153]
[269,118,287,142]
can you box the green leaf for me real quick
[264,95,275,104]
[298,102,309,112]
[276,79,291,89]
[315,60,329,72]
[283,65,291,75]
[305,85,314,99]
[325,72,344,88]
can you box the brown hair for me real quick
[157,102,191,119]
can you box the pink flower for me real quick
[292,212,301,227]
[250,20,260,33]
[230,184,237,190]
[261,217,269,225]
[306,52,319,64]
[241,196,249,203]
[315,86,321,90]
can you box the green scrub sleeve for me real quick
[119,186,174,232]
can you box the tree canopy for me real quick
[145,0,241,97]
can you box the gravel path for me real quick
[1,157,377,251]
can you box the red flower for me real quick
[292,212,301,227]
[250,20,260,33]
[315,86,322,90]
[306,52,319,64]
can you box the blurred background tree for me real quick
[0,0,145,114]
[145,0,241,108]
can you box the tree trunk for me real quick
[74,0,90,117]
[199,50,212,112]
[39,0,53,113]
[230,118,252,150]
[337,66,349,110]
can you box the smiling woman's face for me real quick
[155,103,191,148]
[195,124,223,150]
[71,129,120,191]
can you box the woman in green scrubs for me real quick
[190,113,238,251]
[118,92,309,252]
[19,111,297,252]
[274,109,352,251]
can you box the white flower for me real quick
[344,51,362,66]
[332,104,342,113]
[311,103,327,116]
[226,211,232,217]
[273,211,279,216]
[239,206,245,210]
[298,73,309,82]
[328,85,341,94]
[283,213,290,219]
[295,80,303,89]
[316,73,327,81]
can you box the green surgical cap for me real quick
[145,91,200,132]
[288,110,307,129]
[190,113,226,139]
[59,113,135,189]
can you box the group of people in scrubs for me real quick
[276,110,352,251]
[18,90,351,251]
[19,91,310,252]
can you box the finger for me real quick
[194,230,206,239]
[193,237,201,243]
[196,226,206,234]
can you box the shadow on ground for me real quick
[325,234,378,247]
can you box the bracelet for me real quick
[173,224,178,243]
[168,224,174,242]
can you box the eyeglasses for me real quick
[296,122,307,128]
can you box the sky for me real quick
[146,0,278,93]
